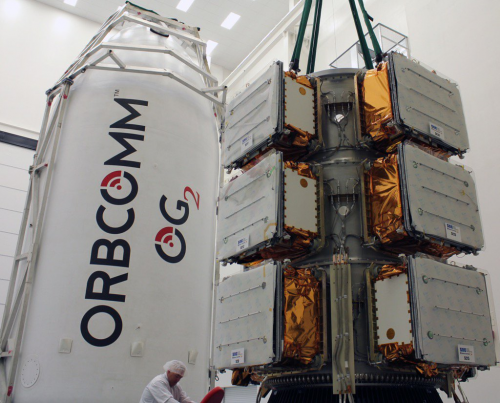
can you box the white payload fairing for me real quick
[0,4,224,402]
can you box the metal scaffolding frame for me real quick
[0,3,226,401]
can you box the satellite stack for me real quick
[0,3,225,402]
[213,31,498,403]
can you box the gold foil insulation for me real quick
[259,225,317,261]
[376,264,407,281]
[367,154,406,244]
[379,343,439,378]
[230,368,265,386]
[367,153,459,258]
[362,62,396,143]
[284,161,317,180]
[285,71,314,89]
[231,368,252,386]
[283,268,321,364]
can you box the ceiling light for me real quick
[176,0,195,12]
[206,40,218,56]
[221,12,240,29]
[64,0,78,6]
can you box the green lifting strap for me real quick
[306,0,323,74]
[357,0,383,63]
[289,0,314,72]
[347,0,373,69]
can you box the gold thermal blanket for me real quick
[283,268,321,364]
[379,343,439,378]
[375,264,407,281]
[362,62,394,142]
[284,161,317,180]
[367,154,406,244]
[367,154,459,258]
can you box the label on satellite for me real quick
[445,222,462,242]
[429,122,445,139]
[231,348,245,365]
[458,345,475,363]
[236,234,249,251]
[241,133,253,152]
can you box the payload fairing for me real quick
[0,4,224,402]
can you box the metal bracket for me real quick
[330,263,356,396]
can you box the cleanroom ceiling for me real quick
[34,0,292,71]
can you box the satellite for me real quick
[212,7,497,403]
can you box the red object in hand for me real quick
[200,386,224,403]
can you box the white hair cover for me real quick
[163,360,187,376]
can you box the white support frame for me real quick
[48,2,227,115]
[0,3,226,401]
[0,82,71,403]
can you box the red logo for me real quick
[155,227,186,263]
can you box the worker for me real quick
[140,360,196,403]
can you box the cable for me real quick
[356,0,383,63]
[307,0,323,74]
[289,0,314,72]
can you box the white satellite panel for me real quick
[217,151,282,261]
[375,273,412,346]
[284,75,315,135]
[213,262,278,369]
[389,52,469,153]
[283,167,318,233]
[408,256,496,366]
[399,142,483,252]
[222,62,282,167]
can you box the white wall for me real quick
[0,143,34,321]
[0,0,101,136]
[315,0,408,71]
[0,0,229,138]
[403,1,500,400]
